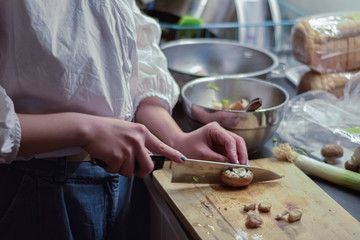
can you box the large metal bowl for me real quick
[161,39,279,88]
[181,76,289,153]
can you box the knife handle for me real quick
[94,158,107,168]
[150,153,167,170]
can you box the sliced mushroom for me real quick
[258,202,272,212]
[243,203,256,211]
[245,213,263,228]
[288,209,303,222]
[275,210,289,220]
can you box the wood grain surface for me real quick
[152,158,360,240]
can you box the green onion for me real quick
[221,99,229,108]
[206,84,220,91]
[192,176,200,183]
[343,126,360,134]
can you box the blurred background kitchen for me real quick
[136,0,360,83]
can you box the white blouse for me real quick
[0,0,179,163]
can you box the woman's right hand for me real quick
[17,112,184,178]
[82,116,184,178]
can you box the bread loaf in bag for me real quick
[292,12,360,73]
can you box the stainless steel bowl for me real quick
[161,39,279,88]
[181,76,289,153]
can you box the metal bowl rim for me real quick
[181,76,290,112]
[161,38,279,78]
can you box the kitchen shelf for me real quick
[146,0,306,66]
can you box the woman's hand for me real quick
[82,117,184,178]
[135,97,249,166]
[174,122,249,165]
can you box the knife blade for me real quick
[171,158,282,184]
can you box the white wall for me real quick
[283,0,360,15]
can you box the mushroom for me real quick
[344,160,359,172]
[321,143,344,164]
[245,213,263,228]
[258,202,272,212]
[243,203,256,211]
[345,146,360,172]
[220,167,254,187]
[288,209,303,222]
[275,210,289,220]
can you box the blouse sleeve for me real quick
[0,85,21,164]
[131,1,180,113]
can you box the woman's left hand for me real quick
[135,97,249,166]
[174,122,248,165]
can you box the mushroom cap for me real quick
[220,168,254,187]
[321,143,344,158]
[345,160,358,172]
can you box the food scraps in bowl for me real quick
[181,76,289,153]
[207,84,262,111]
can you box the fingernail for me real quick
[180,155,188,161]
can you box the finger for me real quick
[103,158,122,174]
[144,131,185,163]
[134,148,155,178]
[209,126,239,164]
[228,131,249,165]
[117,153,136,178]
[145,148,152,154]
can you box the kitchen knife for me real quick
[170,158,282,184]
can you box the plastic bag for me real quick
[277,72,360,168]
[292,12,360,73]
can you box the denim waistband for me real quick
[2,158,119,183]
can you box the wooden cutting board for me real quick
[152,158,360,240]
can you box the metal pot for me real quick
[181,76,289,153]
[161,39,279,89]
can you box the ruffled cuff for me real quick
[0,88,21,164]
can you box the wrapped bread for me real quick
[297,70,357,97]
[292,12,360,73]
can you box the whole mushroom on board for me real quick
[220,168,254,187]
[321,143,344,164]
[345,146,360,173]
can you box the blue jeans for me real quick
[0,158,133,240]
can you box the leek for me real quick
[295,154,360,191]
[273,143,360,191]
